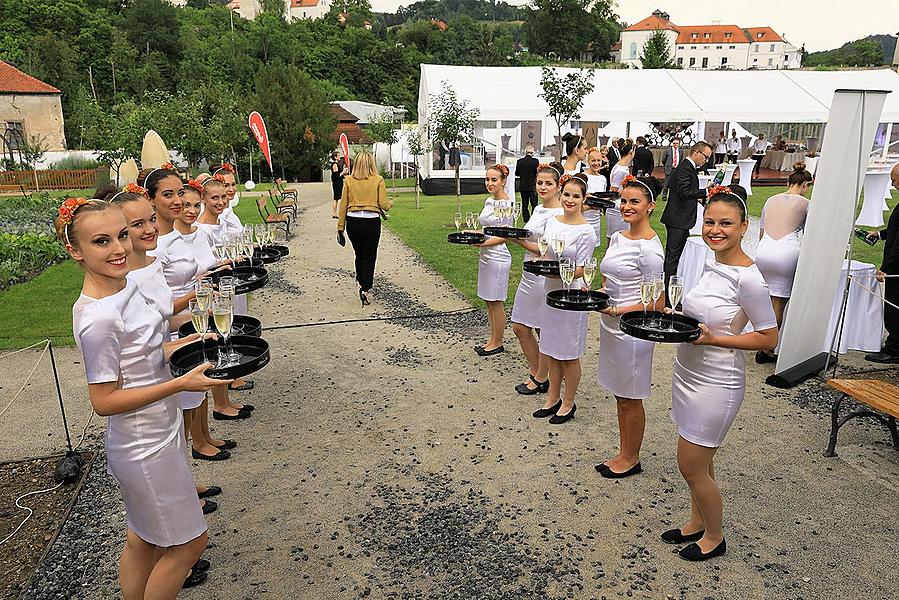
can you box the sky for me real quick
[368,0,899,53]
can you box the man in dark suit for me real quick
[516,146,540,222]
[632,136,655,177]
[865,163,899,363]
[607,137,621,172]
[661,141,712,304]
[660,138,683,199]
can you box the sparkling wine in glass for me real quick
[189,299,208,362]
[640,274,654,324]
[668,276,683,331]
[212,298,235,367]
[583,257,597,290]
[537,236,549,259]
[513,201,522,226]
[195,282,212,312]
[651,271,664,326]
[560,257,575,300]
[551,235,566,258]
[454,212,462,231]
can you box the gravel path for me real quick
[3,182,897,598]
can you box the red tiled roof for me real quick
[292,0,320,6]
[676,25,748,45]
[624,15,679,32]
[0,60,60,94]
[746,27,784,43]
[330,105,358,123]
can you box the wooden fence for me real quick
[0,169,103,192]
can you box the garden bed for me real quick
[0,192,68,291]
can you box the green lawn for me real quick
[386,177,416,188]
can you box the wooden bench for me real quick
[268,189,297,220]
[824,379,899,457]
[255,196,290,238]
[275,180,298,201]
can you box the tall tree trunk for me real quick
[414,158,420,210]
[556,124,563,162]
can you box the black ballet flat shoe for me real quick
[661,528,706,545]
[192,448,231,462]
[515,375,547,395]
[597,462,642,479]
[201,499,218,515]
[211,439,238,450]
[228,380,254,391]
[212,410,251,421]
[754,350,777,364]
[474,345,504,357]
[679,539,727,561]
[235,404,255,412]
[533,400,562,418]
[197,486,222,499]
[183,569,208,589]
[548,404,576,424]
[193,559,211,572]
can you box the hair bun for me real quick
[793,161,807,173]
[561,132,574,142]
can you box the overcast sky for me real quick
[369,0,899,53]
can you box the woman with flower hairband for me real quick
[211,163,243,231]
[57,195,230,595]
[662,185,777,562]
[582,146,608,248]
[594,174,664,479]
[606,139,635,239]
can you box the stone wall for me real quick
[0,93,66,151]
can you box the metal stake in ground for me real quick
[48,339,83,483]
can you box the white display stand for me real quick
[856,169,892,227]
[737,159,756,196]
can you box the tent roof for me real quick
[418,65,899,124]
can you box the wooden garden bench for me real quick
[256,196,290,238]
[824,378,899,457]
[275,180,298,201]
[269,189,297,220]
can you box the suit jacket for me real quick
[607,146,620,171]
[661,147,683,177]
[633,146,655,177]
[882,202,899,274]
[661,160,707,229]
[515,155,540,192]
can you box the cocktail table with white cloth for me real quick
[737,159,756,196]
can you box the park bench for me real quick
[275,180,298,201]
[268,189,298,220]
[255,196,290,238]
[824,378,899,457]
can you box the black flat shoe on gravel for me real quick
[475,345,504,356]
[211,439,238,450]
[197,486,222,499]
[234,404,254,412]
[754,351,777,364]
[193,559,210,572]
[183,569,208,589]
[201,500,218,515]
[516,375,549,395]
[228,380,254,391]
[679,539,726,561]
[597,462,642,479]
[661,528,705,545]
[533,400,562,418]
[548,404,576,424]
[192,448,231,461]
[212,410,251,421]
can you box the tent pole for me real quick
[884,122,893,158]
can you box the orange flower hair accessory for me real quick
[161,161,175,171]
[185,179,205,194]
[706,185,733,199]
[213,163,235,176]
[488,164,510,179]
[621,174,638,187]
[559,173,572,186]
[586,146,600,155]
[58,197,89,226]
[212,173,227,184]
[123,183,149,199]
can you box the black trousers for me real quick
[520,190,538,222]
[883,277,899,355]
[663,225,690,307]
[727,154,738,164]
[345,216,381,292]
[715,152,726,165]
[752,154,765,176]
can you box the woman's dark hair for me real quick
[93,182,147,206]
[622,176,661,202]
[788,161,813,186]
[706,184,748,221]
[561,132,583,158]
[537,162,564,183]
[137,168,181,199]
[92,182,118,201]
[619,140,634,157]
[561,172,588,197]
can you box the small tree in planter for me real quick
[405,125,429,209]
[539,66,595,162]
[428,81,479,213]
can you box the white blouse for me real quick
[523,205,563,260]
[600,232,664,306]
[609,164,630,190]
[126,259,174,321]
[478,196,512,261]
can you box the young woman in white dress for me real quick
[471,164,513,356]
[582,147,609,248]
[212,163,243,232]
[57,196,230,597]
[509,162,564,395]
[663,189,778,562]
[607,140,635,239]
[512,174,596,424]
[754,161,812,363]
[561,132,587,174]
[595,175,665,479]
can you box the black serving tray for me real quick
[523,260,559,276]
[268,244,289,256]
[178,315,263,339]
[482,226,530,238]
[252,247,282,264]
[447,232,487,245]
[619,311,701,343]
[211,266,268,294]
[545,289,610,311]
[585,196,617,210]
[170,335,270,380]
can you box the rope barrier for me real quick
[0,340,50,420]
[850,276,899,312]
[261,307,479,332]
[0,481,64,547]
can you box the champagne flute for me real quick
[266,225,276,246]
[651,271,664,326]
[212,297,234,367]
[537,236,549,259]
[668,275,683,331]
[560,257,575,300]
[513,201,522,226]
[583,257,597,291]
[189,299,209,363]
[640,274,654,325]
[195,280,212,312]
[551,235,566,258]
[255,224,266,251]
[454,212,462,231]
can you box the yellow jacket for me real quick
[337,175,392,231]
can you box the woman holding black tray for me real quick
[663,187,778,562]
[594,175,664,479]
[57,195,229,595]
[471,164,513,356]
[509,162,564,394]
[582,147,608,248]
[508,173,596,423]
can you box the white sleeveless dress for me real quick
[221,191,243,231]
[477,197,513,302]
[607,164,630,238]
[73,281,206,547]
[755,193,809,298]
[538,218,597,360]
[597,232,664,399]
[671,261,777,447]
[583,173,608,247]
[510,205,563,328]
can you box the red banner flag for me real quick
[248,111,273,173]
[339,133,350,168]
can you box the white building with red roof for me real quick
[0,60,66,151]
[619,9,802,71]
[173,0,329,21]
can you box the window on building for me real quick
[770,44,776,52]
[755,44,760,52]
[677,57,684,66]
[4,122,24,150]
[630,42,637,59]
[729,45,736,49]
[716,45,722,49]
[753,58,758,63]
[702,57,709,68]
[691,32,698,39]
[757,32,763,39]
[689,57,696,67]
[721,57,728,65]
[768,58,773,66]
[703,33,711,39]
[691,45,697,49]
[725,32,732,38]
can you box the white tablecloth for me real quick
[677,240,883,354]
[856,170,892,227]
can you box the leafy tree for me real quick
[640,28,677,69]
[523,0,594,60]
[538,66,594,160]
[364,111,400,176]
[121,0,182,84]
[805,39,884,67]
[405,125,429,209]
[427,81,479,210]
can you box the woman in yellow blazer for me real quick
[337,151,393,306]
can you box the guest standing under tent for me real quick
[664,188,777,561]
[754,162,813,363]
[607,139,635,239]
[726,131,741,164]
[337,151,392,307]
[595,175,664,479]
[751,133,769,177]
[661,138,683,200]
[470,164,513,356]
[516,146,540,222]
[508,163,564,395]
[714,132,727,166]
[632,136,655,178]
[330,151,347,219]
[58,196,228,596]
[864,163,899,364]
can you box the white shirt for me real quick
[753,139,769,154]
[726,138,741,154]
[715,139,727,154]
[347,210,380,218]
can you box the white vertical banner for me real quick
[775,90,889,379]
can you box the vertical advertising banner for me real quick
[248,111,273,173]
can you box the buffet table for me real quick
[761,150,807,171]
